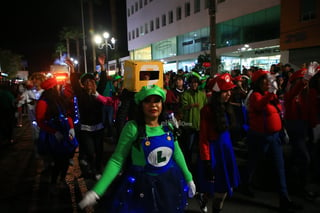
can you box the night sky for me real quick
[0,0,128,72]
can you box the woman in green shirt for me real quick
[79,85,196,212]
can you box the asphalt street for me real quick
[0,115,320,213]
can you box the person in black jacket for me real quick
[66,56,113,180]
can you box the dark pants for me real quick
[0,109,15,142]
[180,127,199,173]
[79,129,104,175]
[245,130,289,199]
[286,120,311,188]
[51,154,70,184]
[103,105,114,137]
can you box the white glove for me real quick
[304,61,319,80]
[92,91,99,97]
[78,190,100,209]
[267,73,278,94]
[187,180,196,198]
[69,128,75,139]
[54,131,64,142]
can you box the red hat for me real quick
[289,68,307,82]
[208,73,236,92]
[232,75,243,82]
[62,83,73,97]
[251,70,269,82]
[41,77,58,90]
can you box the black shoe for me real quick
[212,208,221,213]
[304,190,318,201]
[239,184,255,198]
[279,197,303,212]
[195,193,208,213]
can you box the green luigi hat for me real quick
[80,73,95,84]
[134,85,166,104]
[113,74,122,81]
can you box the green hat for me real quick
[113,74,122,81]
[80,73,95,84]
[134,85,166,104]
[191,71,201,80]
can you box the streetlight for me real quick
[94,32,116,71]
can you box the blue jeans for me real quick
[103,105,114,136]
[286,120,311,187]
[246,130,289,198]
[79,129,104,174]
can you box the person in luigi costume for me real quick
[79,84,196,212]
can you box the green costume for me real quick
[93,120,192,196]
[181,89,207,130]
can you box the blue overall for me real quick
[197,131,240,196]
[110,128,188,213]
[37,109,78,157]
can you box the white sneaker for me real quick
[80,159,88,166]
[95,174,102,180]
[69,159,74,166]
[201,206,208,213]
[198,193,208,213]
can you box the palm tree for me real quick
[59,27,74,58]
[54,42,67,62]
[69,29,82,62]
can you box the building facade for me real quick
[280,0,320,68]
[124,0,319,73]
[125,0,283,72]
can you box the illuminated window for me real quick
[216,6,280,48]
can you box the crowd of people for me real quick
[0,58,319,212]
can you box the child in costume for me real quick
[197,73,240,213]
[79,85,196,212]
[36,77,78,189]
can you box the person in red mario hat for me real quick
[242,66,305,211]
[283,62,320,200]
[36,76,78,190]
[211,73,236,92]
[40,77,58,90]
[288,68,307,83]
[251,70,270,83]
[198,72,240,212]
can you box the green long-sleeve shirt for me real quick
[181,89,207,130]
[93,120,193,196]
